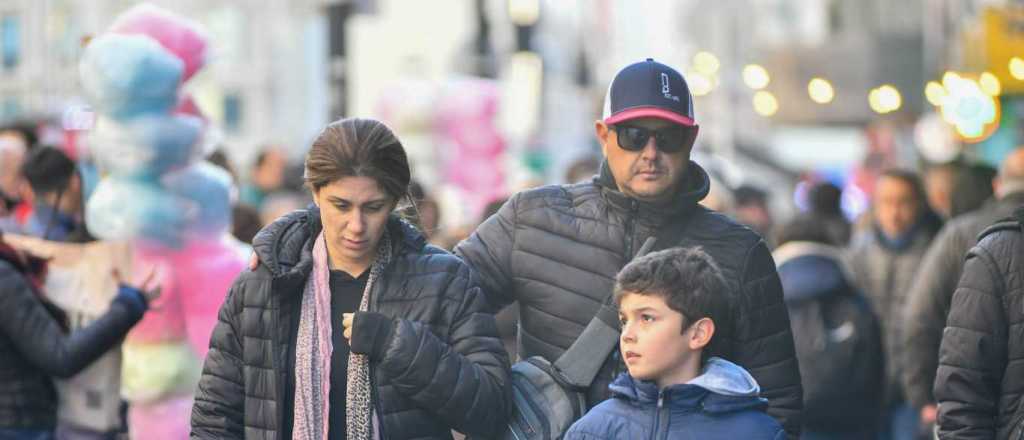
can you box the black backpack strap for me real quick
[552,237,658,388]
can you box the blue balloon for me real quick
[79,34,183,121]
[89,114,202,178]
[86,176,190,247]
[161,162,233,240]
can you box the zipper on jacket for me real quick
[650,389,666,440]
[625,200,639,260]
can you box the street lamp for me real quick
[742,64,769,90]
[752,91,778,116]
[807,77,834,104]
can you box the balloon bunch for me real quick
[77,5,246,439]
[81,3,230,248]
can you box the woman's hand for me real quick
[342,313,354,341]
[112,267,162,304]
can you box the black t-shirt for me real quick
[328,269,368,439]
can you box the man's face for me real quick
[873,176,921,238]
[596,117,691,203]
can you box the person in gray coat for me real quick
[848,169,942,440]
[901,149,1024,429]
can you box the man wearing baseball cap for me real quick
[460,58,802,438]
[254,59,804,437]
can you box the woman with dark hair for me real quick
[191,118,509,440]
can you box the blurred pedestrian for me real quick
[20,147,90,242]
[0,232,158,440]
[774,214,883,440]
[901,148,1024,434]
[407,180,441,242]
[734,184,774,243]
[923,163,957,220]
[192,118,508,440]
[240,147,287,209]
[934,207,1024,439]
[948,162,997,219]
[848,169,942,440]
[807,181,851,246]
[0,131,29,231]
[564,153,601,184]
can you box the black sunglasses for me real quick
[612,124,698,153]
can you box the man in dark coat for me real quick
[903,149,1024,428]
[455,58,803,437]
[934,209,1024,439]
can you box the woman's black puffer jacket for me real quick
[190,211,510,440]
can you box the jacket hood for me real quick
[773,241,857,303]
[251,205,427,281]
[595,159,711,224]
[609,357,768,414]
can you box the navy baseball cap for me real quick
[602,58,696,127]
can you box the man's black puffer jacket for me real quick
[455,160,803,438]
[935,215,1024,440]
[190,213,509,440]
[902,192,1024,411]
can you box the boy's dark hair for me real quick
[614,247,731,347]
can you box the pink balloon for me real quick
[172,240,245,357]
[109,3,209,81]
[128,395,193,440]
[126,238,245,358]
[125,254,185,345]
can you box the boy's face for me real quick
[618,292,714,388]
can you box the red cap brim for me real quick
[604,107,696,126]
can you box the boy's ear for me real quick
[689,318,715,350]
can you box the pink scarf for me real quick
[292,231,391,440]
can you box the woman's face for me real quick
[313,176,396,273]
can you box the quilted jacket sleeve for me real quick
[0,261,147,379]
[733,241,804,439]
[191,275,248,439]
[935,241,1007,440]
[373,265,510,438]
[454,194,518,311]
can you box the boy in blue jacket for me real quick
[566,247,785,440]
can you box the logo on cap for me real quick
[660,73,680,102]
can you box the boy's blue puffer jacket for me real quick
[565,357,785,440]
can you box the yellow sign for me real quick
[971,6,1024,94]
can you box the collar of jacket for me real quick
[253,205,427,288]
[594,159,710,227]
[998,191,1024,209]
[608,358,768,414]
